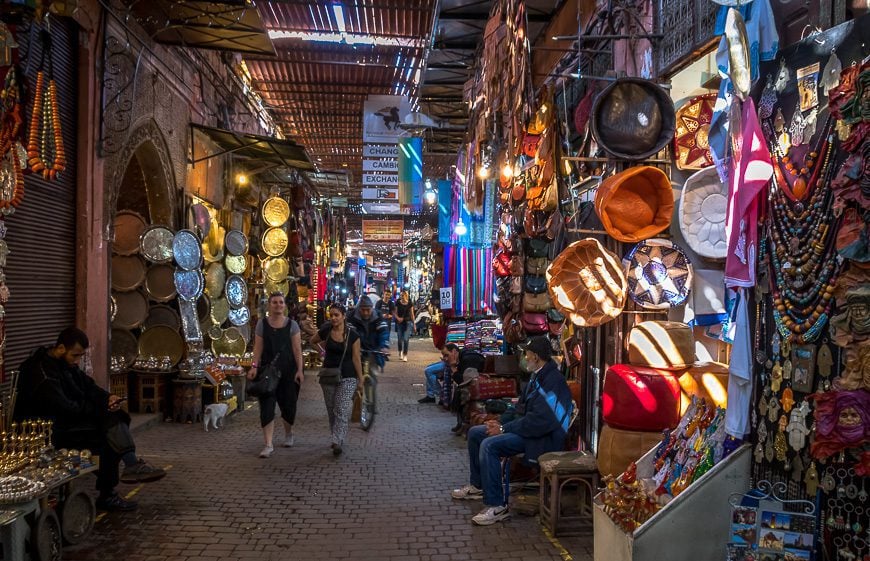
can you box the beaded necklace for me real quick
[0,66,24,211]
[764,118,842,344]
[769,115,832,201]
[26,31,65,181]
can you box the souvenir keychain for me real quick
[805,461,819,495]
[787,400,811,450]
[817,341,833,391]
[775,415,788,462]
[758,74,777,120]
[774,59,790,92]
[771,361,783,392]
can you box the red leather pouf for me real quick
[601,364,681,431]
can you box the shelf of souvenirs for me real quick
[0,420,97,505]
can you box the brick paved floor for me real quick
[65,335,593,561]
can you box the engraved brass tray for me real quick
[263,257,289,282]
[144,304,181,331]
[138,325,184,366]
[112,289,148,329]
[261,227,288,257]
[139,225,174,263]
[262,197,290,228]
[225,254,246,275]
[205,262,226,298]
[113,210,146,256]
[145,264,176,302]
[111,255,146,292]
[210,297,230,325]
[225,275,248,309]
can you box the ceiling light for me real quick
[424,190,437,205]
[332,3,346,34]
[477,164,490,180]
[454,220,467,236]
[236,173,248,185]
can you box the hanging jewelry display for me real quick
[0,65,24,213]
[26,30,65,181]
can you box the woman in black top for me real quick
[310,303,362,456]
[247,293,304,458]
[394,290,416,361]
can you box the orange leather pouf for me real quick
[597,423,662,477]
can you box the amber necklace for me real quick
[769,115,832,201]
[0,66,25,211]
[26,30,65,181]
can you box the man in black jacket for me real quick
[15,328,166,511]
[451,336,573,526]
[442,343,485,433]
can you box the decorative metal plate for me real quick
[225,275,248,309]
[143,304,181,331]
[113,210,147,255]
[139,225,174,263]
[261,227,288,257]
[210,297,230,325]
[144,264,176,302]
[225,229,248,256]
[205,262,226,298]
[264,278,290,297]
[208,325,224,340]
[172,229,202,271]
[138,325,184,366]
[173,269,204,301]
[262,196,290,227]
[111,255,146,292]
[237,323,251,343]
[224,326,243,343]
[228,306,250,327]
[263,257,289,282]
[111,328,137,367]
[224,254,246,274]
[211,330,246,357]
[188,203,211,239]
[111,289,148,329]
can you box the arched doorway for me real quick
[112,122,176,227]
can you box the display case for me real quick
[593,444,751,561]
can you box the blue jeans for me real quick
[424,361,444,398]
[396,321,411,354]
[467,425,526,507]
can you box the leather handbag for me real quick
[317,332,349,385]
[526,257,548,275]
[492,253,512,278]
[547,308,565,336]
[524,275,548,294]
[503,312,526,344]
[526,238,550,258]
[521,312,548,334]
[509,255,524,276]
[509,276,523,295]
[523,292,551,313]
[247,352,283,397]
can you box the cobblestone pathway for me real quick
[65,336,593,561]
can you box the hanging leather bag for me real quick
[509,276,523,295]
[526,256,548,275]
[521,312,548,334]
[523,292,552,313]
[503,312,526,344]
[524,275,548,294]
[509,255,524,276]
[526,238,550,258]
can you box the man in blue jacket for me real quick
[451,336,573,526]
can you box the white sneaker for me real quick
[282,435,295,448]
[472,505,510,526]
[451,484,483,500]
[402,354,408,362]
[259,446,274,458]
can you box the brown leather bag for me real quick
[526,256,548,275]
[503,312,526,344]
[509,256,524,276]
[523,292,552,313]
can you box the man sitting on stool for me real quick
[15,327,166,511]
[450,336,573,526]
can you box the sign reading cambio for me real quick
[362,159,399,172]
[362,220,404,243]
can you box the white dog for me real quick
[203,403,229,432]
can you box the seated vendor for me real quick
[15,327,166,511]
[450,336,573,526]
[418,359,445,404]
[442,343,485,432]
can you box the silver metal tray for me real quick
[172,229,202,271]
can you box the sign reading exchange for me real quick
[362,173,399,186]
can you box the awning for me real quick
[129,0,276,56]
[190,124,315,171]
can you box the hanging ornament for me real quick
[26,31,65,181]
[820,50,842,96]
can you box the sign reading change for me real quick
[363,144,399,158]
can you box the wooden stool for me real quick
[538,451,599,536]
[134,372,166,414]
[173,379,203,423]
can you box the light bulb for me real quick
[424,190,437,205]
[454,220,467,236]
[477,165,490,179]
[501,163,514,179]
[236,173,248,185]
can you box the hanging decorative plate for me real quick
[204,262,226,298]
[211,330,246,357]
[143,304,181,331]
[113,210,147,256]
[196,294,211,323]
[111,255,146,292]
[139,225,174,263]
[623,238,694,309]
[111,290,148,330]
[264,278,290,297]
[144,264,176,302]
[110,328,137,368]
[173,269,204,301]
[679,166,729,259]
[262,197,290,227]
[225,230,248,256]
[172,229,202,271]
[263,257,290,281]
[224,326,243,343]
[225,254,246,275]
[673,93,716,170]
[188,203,211,239]
[210,297,230,325]
[228,306,250,327]
[261,227,288,257]
[225,275,247,309]
[208,325,224,341]
[138,325,184,366]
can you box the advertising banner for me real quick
[362,220,404,243]
[363,95,411,143]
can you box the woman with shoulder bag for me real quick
[310,303,362,456]
[394,291,416,361]
[246,292,304,459]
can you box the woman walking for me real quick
[394,291,416,362]
[310,303,362,456]
[247,292,304,458]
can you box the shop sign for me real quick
[363,95,411,144]
[363,144,400,158]
[361,202,401,214]
[361,188,398,200]
[439,287,453,310]
[362,173,399,186]
[362,159,398,172]
[362,219,404,243]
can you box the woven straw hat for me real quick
[594,166,674,243]
[546,238,627,327]
[624,238,693,309]
[679,166,728,259]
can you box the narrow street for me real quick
[65,337,593,561]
